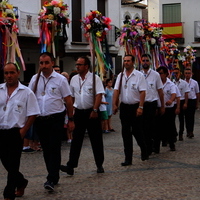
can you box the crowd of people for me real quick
[0,52,199,200]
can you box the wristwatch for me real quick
[93,109,98,113]
[139,106,143,109]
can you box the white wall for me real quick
[149,0,200,49]
[9,0,41,13]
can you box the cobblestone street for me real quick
[1,109,200,200]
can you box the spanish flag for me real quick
[160,23,183,39]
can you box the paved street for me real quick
[1,109,200,200]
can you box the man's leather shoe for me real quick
[97,166,104,173]
[121,161,132,166]
[141,154,149,161]
[60,165,74,175]
[15,179,28,197]
[179,134,183,141]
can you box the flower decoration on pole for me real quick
[119,19,163,69]
[38,0,70,58]
[0,0,25,73]
[81,10,112,79]
[182,45,196,68]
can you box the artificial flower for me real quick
[81,10,111,40]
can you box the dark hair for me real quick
[124,54,135,62]
[141,53,152,60]
[173,67,180,71]
[106,78,112,85]
[53,65,60,69]
[40,52,54,61]
[184,67,192,72]
[156,66,169,75]
[78,56,91,69]
[5,62,19,72]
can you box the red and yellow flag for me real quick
[160,22,183,39]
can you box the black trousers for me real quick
[178,100,186,134]
[185,99,196,133]
[67,108,104,168]
[154,107,176,151]
[35,111,65,184]
[119,103,147,162]
[0,128,26,199]
[143,101,157,155]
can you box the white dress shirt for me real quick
[185,78,199,99]
[141,69,163,102]
[70,71,105,109]
[163,78,176,108]
[174,79,190,100]
[29,70,71,116]
[0,82,40,129]
[114,69,146,104]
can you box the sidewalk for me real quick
[0,109,200,200]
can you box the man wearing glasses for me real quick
[141,54,165,155]
[60,56,105,175]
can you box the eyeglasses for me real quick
[173,72,178,74]
[159,72,164,74]
[75,63,85,66]
[39,61,50,65]
[55,70,60,72]
[185,72,191,74]
[142,60,150,62]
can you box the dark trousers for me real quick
[154,107,176,150]
[178,100,186,134]
[143,101,157,155]
[119,103,147,162]
[185,99,196,133]
[67,108,104,168]
[0,128,26,199]
[35,111,65,184]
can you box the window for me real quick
[72,0,82,42]
[163,3,181,23]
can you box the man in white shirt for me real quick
[113,55,148,166]
[156,66,177,151]
[141,54,165,155]
[184,68,199,138]
[60,56,105,175]
[0,63,40,200]
[172,68,190,141]
[29,52,74,191]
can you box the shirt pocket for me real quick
[148,82,154,90]
[84,86,93,95]
[130,81,138,90]
[13,100,24,114]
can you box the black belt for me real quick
[0,127,20,133]
[75,108,93,112]
[37,111,65,120]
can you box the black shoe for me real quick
[141,155,149,161]
[179,134,183,141]
[162,142,167,147]
[97,166,104,173]
[44,181,54,191]
[60,165,74,175]
[170,144,176,151]
[121,161,132,166]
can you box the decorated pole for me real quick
[0,0,25,83]
[38,0,70,61]
[81,10,112,102]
